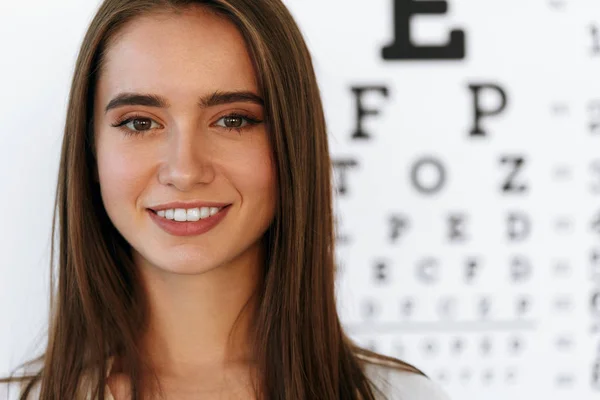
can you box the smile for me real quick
[156,206,226,222]
[147,205,231,236]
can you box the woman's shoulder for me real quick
[2,356,115,400]
[0,359,43,400]
[358,353,451,400]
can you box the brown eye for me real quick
[213,113,262,133]
[223,116,243,128]
[111,115,163,137]
[129,118,154,131]
[215,114,252,130]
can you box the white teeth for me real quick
[156,207,223,222]
[186,208,201,221]
[200,207,210,219]
[173,209,187,221]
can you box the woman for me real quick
[1,0,450,399]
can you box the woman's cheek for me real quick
[232,148,275,195]
[98,145,150,211]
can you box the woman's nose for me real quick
[157,126,216,191]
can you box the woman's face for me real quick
[93,8,277,275]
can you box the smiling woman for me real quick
[0,1,449,400]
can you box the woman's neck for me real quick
[132,242,263,379]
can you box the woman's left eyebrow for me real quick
[104,90,264,114]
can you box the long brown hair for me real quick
[1,1,426,399]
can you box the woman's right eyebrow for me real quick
[104,91,264,114]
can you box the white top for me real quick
[362,360,451,400]
[1,356,451,400]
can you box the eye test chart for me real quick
[283,0,600,399]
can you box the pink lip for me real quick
[149,201,231,212]
[147,205,231,236]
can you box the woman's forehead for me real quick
[98,9,258,102]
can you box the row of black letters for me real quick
[347,86,600,143]
[336,256,599,314]
[334,211,600,244]
[332,155,600,198]
[359,295,535,320]
[381,0,600,60]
